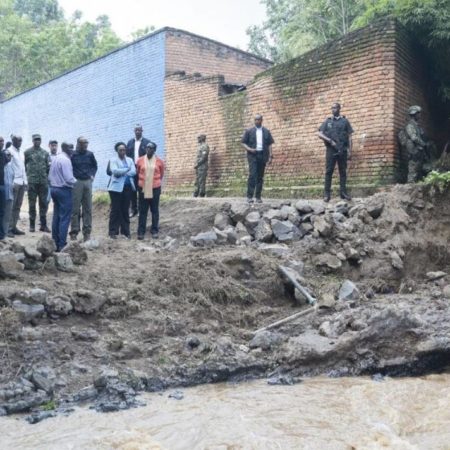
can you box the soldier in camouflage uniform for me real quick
[399,105,432,183]
[25,134,51,232]
[193,134,210,198]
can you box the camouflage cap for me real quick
[408,105,422,115]
[32,133,42,140]
[197,134,206,140]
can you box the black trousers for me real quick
[324,148,348,195]
[108,185,133,237]
[247,152,266,199]
[138,187,161,236]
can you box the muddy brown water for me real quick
[1,375,450,449]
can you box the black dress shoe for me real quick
[323,195,330,203]
[137,235,144,240]
[340,193,352,201]
[13,228,25,235]
[40,225,51,233]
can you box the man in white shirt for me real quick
[8,135,27,235]
[126,124,150,217]
[241,114,275,203]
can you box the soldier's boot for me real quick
[40,223,51,233]
[29,220,35,233]
[83,233,91,243]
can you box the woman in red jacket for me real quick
[136,142,164,239]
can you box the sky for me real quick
[58,0,267,50]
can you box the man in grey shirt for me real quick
[49,142,76,251]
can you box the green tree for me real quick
[13,0,63,24]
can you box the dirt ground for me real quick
[1,184,450,417]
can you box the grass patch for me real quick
[93,191,110,206]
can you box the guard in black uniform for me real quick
[318,103,354,202]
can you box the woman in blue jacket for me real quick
[107,142,136,239]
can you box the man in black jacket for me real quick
[69,137,98,242]
[127,124,150,217]
[241,114,274,203]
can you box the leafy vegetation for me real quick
[423,170,450,188]
[0,0,130,99]
[248,0,450,101]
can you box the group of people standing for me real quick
[0,124,165,252]
[107,125,164,240]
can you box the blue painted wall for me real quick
[0,31,166,189]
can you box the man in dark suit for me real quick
[241,114,274,203]
[127,124,150,217]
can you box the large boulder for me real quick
[213,213,232,231]
[313,216,333,238]
[244,211,261,230]
[254,219,273,242]
[365,197,384,219]
[230,204,251,224]
[55,253,74,272]
[0,252,24,278]
[271,220,296,242]
[45,295,73,316]
[295,200,313,214]
[263,208,284,221]
[62,242,88,265]
[314,253,342,271]
[24,246,42,261]
[36,235,56,258]
[190,230,218,247]
[71,289,107,314]
[12,301,45,322]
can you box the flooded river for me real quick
[1,375,450,449]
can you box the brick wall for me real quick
[0,32,167,190]
[165,29,272,84]
[165,20,412,197]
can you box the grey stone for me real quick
[223,226,238,245]
[426,271,447,281]
[55,253,74,272]
[365,197,384,219]
[263,208,284,221]
[73,386,98,402]
[271,219,296,241]
[213,213,232,231]
[339,280,360,301]
[45,295,73,316]
[249,331,283,350]
[312,204,326,215]
[286,260,304,276]
[244,211,261,229]
[24,246,42,261]
[390,251,404,270]
[280,205,297,220]
[169,390,184,400]
[42,256,57,272]
[190,230,218,247]
[299,223,314,235]
[31,367,56,394]
[19,327,44,341]
[258,243,290,257]
[335,201,349,216]
[186,335,201,349]
[318,321,334,337]
[36,235,56,258]
[213,227,229,245]
[230,204,250,224]
[313,216,333,237]
[82,238,101,250]
[0,251,24,278]
[23,258,43,271]
[443,285,450,298]
[314,253,342,270]
[62,242,88,265]
[14,253,25,262]
[318,292,336,309]
[12,301,45,322]
[295,200,313,214]
[235,222,251,241]
[332,212,346,223]
[71,289,107,314]
[254,219,273,242]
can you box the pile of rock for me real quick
[190,198,384,250]
[0,236,89,278]
[4,287,107,324]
